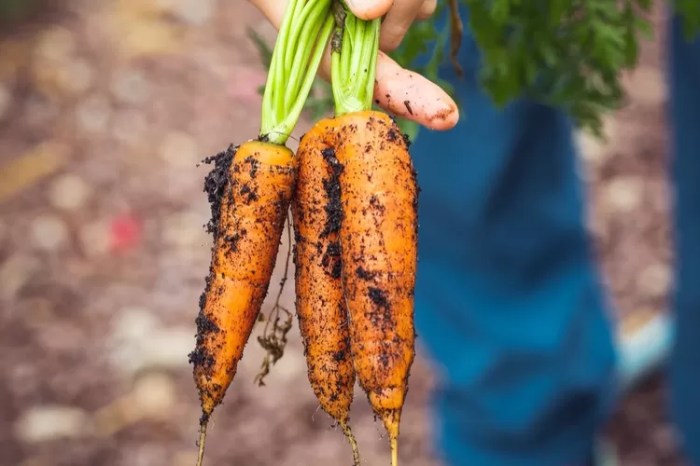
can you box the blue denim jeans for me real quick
[669,14,700,466]
[410,11,699,466]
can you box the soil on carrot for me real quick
[321,147,343,237]
[321,241,342,279]
[202,145,236,236]
[355,266,376,281]
[368,287,389,309]
[190,145,236,382]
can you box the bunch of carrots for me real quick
[190,1,422,465]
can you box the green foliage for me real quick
[393,0,700,138]
[393,0,657,136]
[460,0,655,136]
[675,0,700,39]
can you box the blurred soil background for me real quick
[0,1,684,465]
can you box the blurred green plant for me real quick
[675,0,700,39]
[249,1,700,140]
[454,0,656,136]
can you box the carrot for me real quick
[335,111,417,466]
[190,0,335,463]
[190,141,295,464]
[191,141,295,413]
[292,120,360,465]
[329,9,418,466]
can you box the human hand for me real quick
[347,0,437,51]
[249,0,459,130]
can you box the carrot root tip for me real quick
[390,436,398,466]
[196,422,208,466]
[340,421,361,466]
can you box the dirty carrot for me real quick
[191,141,295,461]
[253,0,335,387]
[292,119,360,465]
[330,7,418,466]
[189,0,334,463]
[336,111,417,466]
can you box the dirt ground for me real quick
[0,1,687,465]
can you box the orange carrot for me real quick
[190,141,295,463]
[189,0,334,462]
[292,120,360,464]
[329,5,418,462]
[334,111,417,466]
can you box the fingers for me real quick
[344,0,393,20]
[378,0,425,51]
[374,52,459,130]
[416,0,437,20]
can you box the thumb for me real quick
[344,0,393,20]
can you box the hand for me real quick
[249,0,459,130]
[348,0,437,51]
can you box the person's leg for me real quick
[409,9,617,466]
[668,15,700,465]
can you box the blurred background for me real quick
[0,0,682,465]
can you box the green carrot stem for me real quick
[278,16,335,138]
[284,0,331,106]
[263,0,297,126]
[282,0,308,69]
[331,2,379,116]
[341,15,353,82]
[349,18,365,78]
[260,0,333,145]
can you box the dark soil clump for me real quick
[321,241,342,279]
[202,145,236,236]
[387,128,399,142]
[355,266,376,280]
[368,287,389,308]
[195,312,220,335]
[188,346,214,370]
[321,147,344,236]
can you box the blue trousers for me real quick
[411,13,700,466]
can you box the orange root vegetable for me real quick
[329,6,418,462]
[292,121,360,465]
[334,110,418,464]
[189,0,335,463]
[190,140,295,424]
